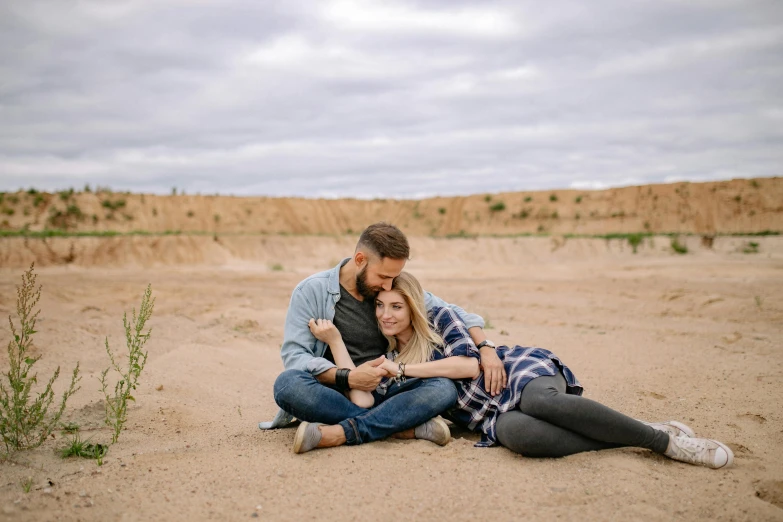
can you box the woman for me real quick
[301,272,733,469]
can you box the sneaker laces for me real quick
[670,437,710,463]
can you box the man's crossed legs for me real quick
[273,369,456,447]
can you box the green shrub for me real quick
[627,233,644,254]
[102,199,126,211]
[438,207,446,215]
[524,196,532,202]
[100,285,155,444]
[0,265,81,452]
[575,196,582,203]
[549,194,558,202]
[489,201,506,212]
[484,195,492,202]
[670,237,688,254]
[742,241,759,254]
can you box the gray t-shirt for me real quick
[328,284,388,366]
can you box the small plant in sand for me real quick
[742,241,759,254]
[670,237,688,255]
[0,264,81,452]
[627,233,644,254]
[60,433,108,465]
[100,285,155,444]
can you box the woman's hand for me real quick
[378,358,399,377]
[308,318,342,345]
[479,347,507,396]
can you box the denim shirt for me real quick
[259,258,485,429]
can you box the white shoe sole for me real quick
[431,416,451,446]
[292,421,310,454]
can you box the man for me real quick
[260,222,506,452]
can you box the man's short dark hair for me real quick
[357,222,410,260]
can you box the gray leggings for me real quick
[495,373,670,458]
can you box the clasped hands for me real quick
[308,318,397,390]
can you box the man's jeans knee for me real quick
[273,369,366,425]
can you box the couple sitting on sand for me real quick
[260,222,733,469]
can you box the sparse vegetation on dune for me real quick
[0,179,778,240]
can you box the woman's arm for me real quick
[380,356,480,380]
[308,318,355,369]
[309,318,375,408]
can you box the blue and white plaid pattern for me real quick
[430,307,583,447]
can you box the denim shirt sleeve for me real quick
[281,283,337,376]
[424,291,485,330]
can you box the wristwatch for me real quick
[476,339,496,349]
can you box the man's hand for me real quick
[479,347,506,396]
[308,318,342,345]
[347,356,388,391]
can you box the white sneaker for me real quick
[644,420,695,438]
[413,416,451,446]
[664,436,734,469]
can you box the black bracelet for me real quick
[335,368,351,392]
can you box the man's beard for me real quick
[355,266,378,300]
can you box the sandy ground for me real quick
[0,236,782,521]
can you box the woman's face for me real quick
[375,289,412,339]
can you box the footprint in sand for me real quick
[726,442,753,457]
[638,391,667,400]
[738,413,767,424]
[755,480,783,510]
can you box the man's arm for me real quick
[424,292,485,329]
[280,284,335,375]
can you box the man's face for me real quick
[355,255,406,299]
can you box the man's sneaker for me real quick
[664,435,734,469]
[292,422,323,454]
[413,416,451,446]
[643,420,696,439]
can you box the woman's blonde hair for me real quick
[380,271,443,365]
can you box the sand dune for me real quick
[1,177,781,239]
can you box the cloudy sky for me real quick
[1,0,781,198]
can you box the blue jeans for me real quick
[273,369,457,445]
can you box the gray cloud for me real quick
[1,0,781,198]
